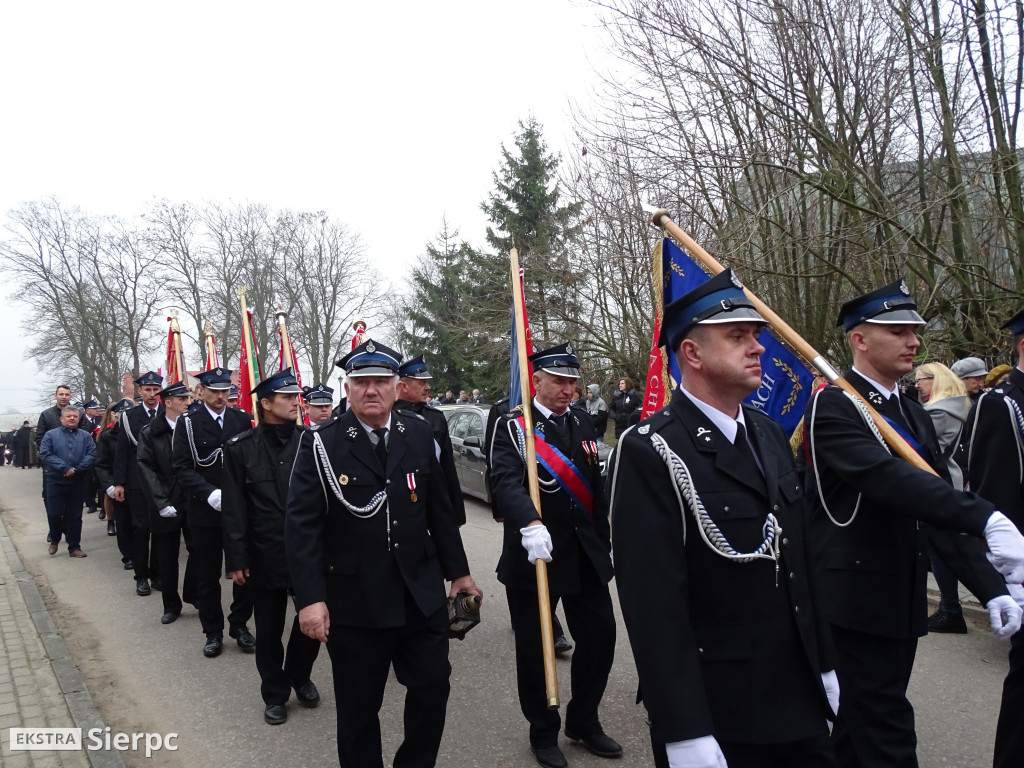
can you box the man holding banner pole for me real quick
[490,343,620,768]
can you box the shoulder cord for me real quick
[648,432,781,565]
[808,388,891,527]
[312,431,388,519]
[122,413,138,447]
[184,416,222,467]
[1003,397,1024,485]
[509,419,559,492]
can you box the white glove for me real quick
[207,489,222,511]
[984,512,1024,583]
[520,524,553,564]
[1007,583,1024,611]
[665,735,728,768]
[821,669,840,716]
[158,505,177,518]
[987,595,1023,639]
[106,486,117,499]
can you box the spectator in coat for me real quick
[39,406,96,557]
[610,377,641,438]
[585,384,609,440]
[14,421,32,468]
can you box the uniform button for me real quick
[795,485,800,492]
[723,506,730,512]
[789,572,796,580]
[386,479,391,485]
[327,566,334,573]
[773,504,780,511]
[854,560,861,565]
[393,542,400,549]
[782,537,789,546]
[794,605,800,614]
[392,520,398,526]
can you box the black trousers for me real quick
[127,489,156,581]
[151,528,184,616]
[830,625,919,768]
[83,468,99,510]
[504,561,616,749]
[113,499,134,563]
[190,524,252,636]
[652,730,835,768]
[993,627,1024,768]
[180,519,198,606]
[252,587,321,705]
[326,597,450,768]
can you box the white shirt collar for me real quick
[204,403,226,422]
[678,386,747,444]
[533,396,568,420]
[852,367,900,400]
[356,414,392,435]
[165,416,178,430]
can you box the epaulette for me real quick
[306,416,339,432]
[396,408,427,422]
[227,430,254,446]
[627,407,673,438]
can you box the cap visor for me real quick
[538,366,581,379]
[346,367,398,377]
[866,309,926,325]
[271,383,304,394]
[698,307,767,325]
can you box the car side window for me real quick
[451,413,471,439]
[466,414,484,439]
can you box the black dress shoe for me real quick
[160,611,180,625]
[86,507,97,514]
[98,508,106,520]
[264,703,287,725]
[106,521,116,536]
[136,579,152,597]
[203,633,223,658]
[554,635,573,658]
[531,744,568,768]
[123,560,134,571]
[150,578,163,592]
[295,682,320,708]
[229,625,256,653]
[928,609,968,634]
[565,728,623,758]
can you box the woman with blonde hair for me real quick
[915,362,976,633]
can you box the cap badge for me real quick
[566,342,573,354]
[731,272,744,289]
[899,279,909,295]
[215,368,222,375]
[366,342,376,353]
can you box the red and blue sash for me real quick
[879,415,927,461]
[514,416,594,520]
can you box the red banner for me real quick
[640,315,668,419]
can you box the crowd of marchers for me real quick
[19,276,1024,768]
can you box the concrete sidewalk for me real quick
[0,507,121,768]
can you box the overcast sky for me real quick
[0,0,612,413]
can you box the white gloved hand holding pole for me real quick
[984,512,1024,583]
[520,524,553,564]
[207,489,222,512]
[987,595,1023,639]
[665,735,728,768]
[158,505,178,518]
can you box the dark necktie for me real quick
[147,409,155,420]
[735,422,764,476]
[550,413,567,430]
[373,428,388,469]
[215,414,223,431]
[883,394,912,433]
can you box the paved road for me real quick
[0,467,1010,767]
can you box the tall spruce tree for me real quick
[480,118,582,342]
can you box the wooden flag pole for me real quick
[274,301,304,426]
[648,207,937,476]
[203,318,218,371]
[238,286,260,425]
[170,313,185,384]
[510,248,560,709]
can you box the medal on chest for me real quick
[407,472,418,502]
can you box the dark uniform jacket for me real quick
[805,370,1005,640]
[114,404,159,491]
[490,400,613,595]
[611,394,835,745]
[285,408,470,628]
[170,405,252,528]
[137,416,185,534]
[395,398,466,526]
[968,366,1024,531]
[35,405,63,450]
[94,423,119,491]
[222,422,301,590]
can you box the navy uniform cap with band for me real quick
[836,278,926,332]
[529,343,581,379]
[228,386,239,400]
[135,371,163,387]
[398,354,432,380]
[159,381,190,399]
[197,367,233,391]
[83,398,101,409]
[336,339,403,377]
[113,399,135,414]
[659,268,766,351]
[302,384,334,405]
[254,368,303,401]
[1002,308,1024,336]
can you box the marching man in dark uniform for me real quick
[285,339,481,768]
[302,383,335,426]
[171,367,255,658]
[966,308,1024,768]
[137,380,193,625]
[490,343,621,768]
[804,279,1024,768]
[395,353,466,526]
[611,270,839,768]
[80,398,103,515]
[223,369,322,726]
[114,372,164,596]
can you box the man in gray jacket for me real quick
[39,406,96,557]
